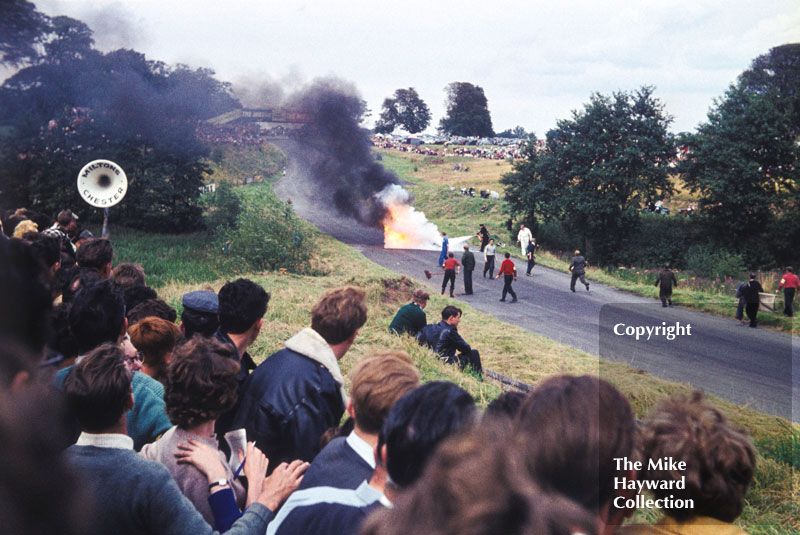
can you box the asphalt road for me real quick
[273,140,798,421]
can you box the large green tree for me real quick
[374,87,431,134]
[679,82,798,244]
[738,43,800,136]
[0,0,49,66]
[501,87,675,264]
[438,82,494,137]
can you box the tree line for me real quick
[502,44,799,270]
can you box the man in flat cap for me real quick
[388,289,429,337]
[180,290,219,339]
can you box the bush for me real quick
[203,180,240,234]
[223,188,312,273]
[685,244,746,279]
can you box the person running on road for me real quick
[569,250,589,292]
[495,253,517,303]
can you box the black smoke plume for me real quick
[287,78,400,227]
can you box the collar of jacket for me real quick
[285,327,348,405]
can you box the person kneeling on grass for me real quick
[416,305,482,376]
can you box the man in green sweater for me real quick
[388,289,430,336]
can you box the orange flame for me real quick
[383,203,416,248]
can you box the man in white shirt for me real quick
[517,224,533,257]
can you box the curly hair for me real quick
[638,391,756,522]
[164,337,240,429]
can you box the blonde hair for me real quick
[349,350,419,434]
[12,219,38,238]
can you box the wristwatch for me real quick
[208,479,228,491]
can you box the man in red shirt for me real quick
[494,252,517,303]
[441,253,460,297]
[777,266,799,317]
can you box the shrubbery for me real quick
[222,187,312,273]
[203,180,241,233]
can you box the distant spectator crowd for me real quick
[195,123,298,146]
[0,204,757,535]
[371,135,528,160]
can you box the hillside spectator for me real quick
[62,343,281,535]
[361,424,595,535]
[75,237,114,278]
[483,390,526,425]
[513,375,637,535]
[268,381,477,535]
[739,273,764,328]
[111,263,146,289]
[215,278,270,382]
[388,289,429,336]
[22,232,61,280]
[298,350,420,491]
[231,287,367,466]
[44,209,78,255]
[12,218,38,238]
[620,392,756,535]
[181,290,221,338]
[417,305,483,375]
[128,317,181,385]
[127,298,178,326]
[123,284,158,312]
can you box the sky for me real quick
[32,0,800,136]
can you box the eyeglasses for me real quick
[124,352,143,366]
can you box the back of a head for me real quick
[69,279,125,355]
[56,209,75,227]
[349,350,420,434]
[484,390,526,425]
[127,298,177,325]
[63,343,132,432]
[639,391,755,523]
[75,238,113,272]
[362,424,595,535]
[23,232,61,270]
[218,278,269,334]
[111,263,145,289]
[165,337,240,429]
[128,317,180,368]
[380,380,477,488]
[513,374,634,514]
[0,238,52,357]
[311,286,367,345]
[123,284,158,312]
[12,219,38,238]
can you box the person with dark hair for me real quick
[441,252,460,297]
[739,273,764,328]
[569,249,590,292]
[418,305,482,375]
[181,290,220,338]
[388,289,429,336]
[0,386,90,535]
[461,244,475,295]
[128,317,181,385]
[495,252,518,302]
[111,262,146,289]
[620,392,756,535]
[62,344,288,535]
[525,238,537,276]
[484,390,526,423]
[267,381,477,535]
[215,278,270,381]
[43,208,78,255]
[22,232,61,279]
[0,238,52,361]
[141,337,306,526]
[655,263,678,307]
[127,298,178,326]
[75,237,114,278]
[776,266,798,317]
[57,279,171,450]
[361,424,596,535]
[124,284,159,312]
[438,231,449,268]
[231,287,367,465]
[298,351,420,491]
[513,374,637,535]
[476,223,490,252]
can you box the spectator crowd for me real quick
[0,205,758,535]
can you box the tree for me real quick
[438,82,494,137]
[374,87,431,134]
[679,82,798,244]
[0,0,49,67]
[496,126,528,139]
[738,43,800,136]
[501,87,675,264]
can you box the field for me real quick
[111,143,798,533]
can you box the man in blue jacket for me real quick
[231,287,368,467]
